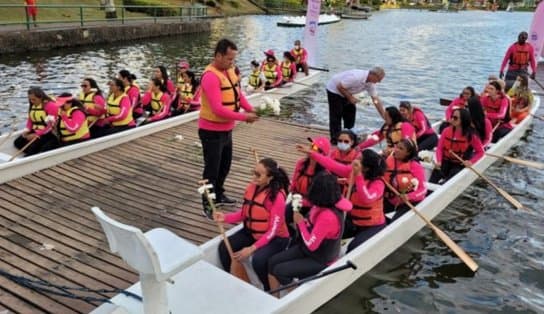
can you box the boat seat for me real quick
[91,206,203,314]
[426,182,442,191]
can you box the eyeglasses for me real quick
[337,139,351,144]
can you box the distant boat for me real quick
[506,2,514,12]
[340,12,371,19]
[277,14,341,27]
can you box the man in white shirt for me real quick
[325,67,385,144]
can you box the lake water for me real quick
[0,9,542,313]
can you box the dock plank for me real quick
[0,117,327,312]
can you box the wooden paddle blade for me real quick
[430,224,479,272]
[496,186,526,210]
[439,98,452,107]
[497,154,544,170]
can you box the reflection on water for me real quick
[0,10,543,313]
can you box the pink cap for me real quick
[177,60,190,69]
[264,49,275,57]
[307,136,331,156]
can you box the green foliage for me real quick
[228,0,240,8]
[123,0,178,16]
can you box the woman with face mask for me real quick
[331,129,361,165]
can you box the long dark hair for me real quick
[151,77,167,93]
[185,70,200,93]
[259,158,289,202]
[467,96,486,141]
[119,70,137,84]
[381,106,405,132]
[308,172,341,208]
[299,156,325,178]
[156,66,169,82]
[459,86,476,98]
[396,138,418,162]
[454,108,474,139]
[83,77,102,96]
[27,86,53,112]
[361,149,386,180]
[487,81,511,122]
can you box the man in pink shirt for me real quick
[199,38,259,218]
[499,31,536,90]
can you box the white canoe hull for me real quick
[277,14,341,27]
[0,70,321,185]
[94,95,540,313]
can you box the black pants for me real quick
[92,124,134,138]
[429,159,464,184]
[13,132,58,156]
[417,133,438,151]
[327,90,356,144]
[218,228,289,291]
[268,244,327,286]
[343,219,385,253]
[492,126,511,143]
[199,129,233,199]
[505,69,528,92]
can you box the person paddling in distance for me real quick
[499,31,537,90]
[358,106,416,156]
[172,70,200,115]
[78,78,106,126]
[429,108,485,184]
[296,144,386,252]
[118,70,142,119]
[440,86,477,133]
[261,50,283,90]
[93,78,135,137]
[268,172,352,297]
[246,60,265,94]
[175,60,190,89]
[480,80,512,143]
[290,39,309,76]
[383,138,427,221]
[467,96,493,148]
[280,51,297,85]
[507,74,534,124]
[153,65,176,95]
[325,66,386,144]
[199,38,259,219]
[55,93,90,146]
[213,158,291,291]
[13,87,59,156]
[399,101,438,151]
[140,78,172,124]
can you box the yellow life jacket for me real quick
[29,102,48,131]
[199,65,240,123]
[292,48,304,63]
[263,64,278,83]
[281,61,292,79]
[248,70,262,88]
[59,107,90,142]
[79,91,99,123]
[107,93,134,127]
[150,91,164,114]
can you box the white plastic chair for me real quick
[91,207,203,314]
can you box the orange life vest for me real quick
[411,107,432,135]
[384,155,415,199]
[199,65,240,123]
[383,122,403,148]
[292,162,317,197]
[242,183,288,240]
[442,127,472,162]
[331,148,359,165]
[510,44,531,68]
[348,179,385,227]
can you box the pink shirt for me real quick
[26,100,59,136]
[141,92,172,122]
[358,122,416,150]
[198,70,253,132]
[435,126,484,164]
[480,95,509,126]
[483,118,493,147]
[386,159,427,206]
[445,97,466,120]
[60,109,90,139]
[224,189,289,249]
[83,94,106,117]
[411,108,434,138]
[290,47,308,64]
[166,80,176,95]
[500,42,536,73]
[126,85,141,110]
[297,206,341,252]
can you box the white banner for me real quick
[303,0,321,67]
[528,1,544,60]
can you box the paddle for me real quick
[291,81,314,88]
[0,119,18,149]
[530,113,544,122]
[268,260,357,294]
[486,153,544,170]
[251,148,260,163]
[9,136,39,161]
[448,150,527,211]
[439,98,452,107]
[308,66,329,72]
[531,77,544,90]
[197,180,235,258]
[382,180,479,272]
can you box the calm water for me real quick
[1,10,543,313]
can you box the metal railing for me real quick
[0,4,208,30]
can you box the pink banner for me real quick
[528,1,544,61]
[303,0,321,67]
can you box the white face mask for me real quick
[337,142,351,151]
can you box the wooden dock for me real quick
[0,118,327,313]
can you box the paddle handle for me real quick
[485,153,544,170]
[308,65,329,72]
[531,77,544,90]
[200,181,235,258]
[530,113,544,122]
[383,180,479,272]
[9,136,39,161]
[251,148,260,163]
[448,151,526,210]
